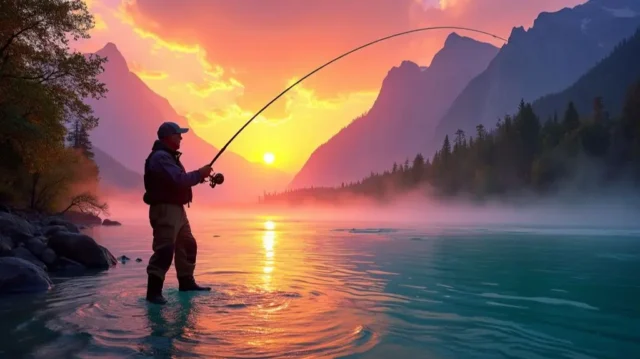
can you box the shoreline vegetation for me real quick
[0,0,120,295]
[1,0,109,220]
[260,87,640,206]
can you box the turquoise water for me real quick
[1,215,639,358]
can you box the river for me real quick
[0,212,639,358]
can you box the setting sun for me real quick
[263,152,275,165]
[264,220,276,230]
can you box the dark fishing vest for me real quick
[143,144,193,206]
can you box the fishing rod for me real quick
[203,26,508,188]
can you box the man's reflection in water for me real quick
[139,291,198,358]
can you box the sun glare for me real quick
[264,220,276,230]
[263,152,275,164]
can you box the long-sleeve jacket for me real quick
[143,140,201,205]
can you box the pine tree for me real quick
[593,96,604,123]
[67,119,94,159]
[476,124,486,141]
[412,153,425,184]
[442,135,451,158]
[563,101,580,133]
[454,129,466,152]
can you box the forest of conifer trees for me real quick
[261,80,640,205]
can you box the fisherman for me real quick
[143,121,213,305]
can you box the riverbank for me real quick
[0,207,119,295]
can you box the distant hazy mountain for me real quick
[288,33,498,189]
[532,27,640,121]
[85,43,292,204]
[432,0,640,150]
[92,146,143,194]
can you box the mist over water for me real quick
[105,186,640,231]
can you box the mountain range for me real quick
[532,26,640,121]
[85,43,292,204]
[288,33,499,189]
[289,0,640,190]
[432,0,640,150]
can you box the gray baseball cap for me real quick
[157,121,189,139]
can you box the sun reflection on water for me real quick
[262,220,276,291]
[72,216,389,358]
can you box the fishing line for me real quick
[208,26,508,167]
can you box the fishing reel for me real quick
[205,172,225,188]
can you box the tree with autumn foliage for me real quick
[0,0,109,214]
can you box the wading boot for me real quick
[146,274,167,304]
[178,276,211,292]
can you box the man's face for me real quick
[165,133,182,150]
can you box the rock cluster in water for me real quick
[102,219,121,226]
[0,207,118,295]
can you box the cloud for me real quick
[134,69,168,80]
[127,61,168,80]
[82,0,108,32]
[133,27,201,54]
[120,0,429,109]
[439,0,462,10]
[121,0,584,104]
[186,78,244,98]
[416,0,459,10]
[93,13,108,31]
[116,1,202,54]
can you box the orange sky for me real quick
[77,0,585,173]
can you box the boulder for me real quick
[54,257,86,275]
[44,218,80,234]
[102,219,121,226]
[0,209,118,279]
[47,232,117,270]
[0,235,14,257]
[101,245,117,267]
[0,257,53,294]
[11,247,47,271]
[44,225,72,237]
[62,211,102,226]
[0,212,34,242]
[26,237,48,257]
[40,248,57,266]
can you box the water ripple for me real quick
[0,220,639,358]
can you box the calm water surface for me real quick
[1,214,639,358]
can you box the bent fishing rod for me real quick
[204,26,508,187]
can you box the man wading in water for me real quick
[143,121,213,304]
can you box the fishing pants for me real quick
[146,204,197,282]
